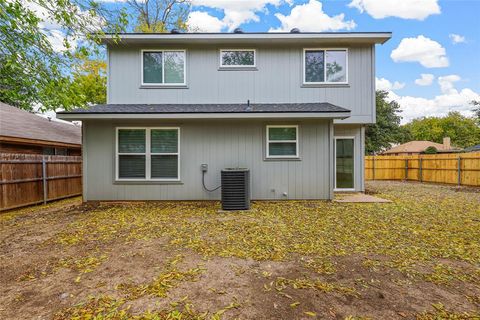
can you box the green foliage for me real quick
[365,91,411,154]
[471,100,480,121]
[424,146,438,154]
[404,112,480,148]
[69,56,107,105]
[0,0,126,111]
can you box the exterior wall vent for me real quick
[221,168,250,210]
[233,28,244,34]
[290,28,300,33]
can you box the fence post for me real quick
[457,156,461,186]
[372,156,375,180]
[405,159,408,181]
[42,156,47,204]
[419,157,423,182]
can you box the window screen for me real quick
[266,126,298,158]
[220,50,255,66]
[143,51,185,84]
[305,49,347,83]
[117,128,179,180]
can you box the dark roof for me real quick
[58,103,350,114]
[0,102,81,146]
[465,144,480,152]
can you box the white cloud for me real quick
[348,0,440,20]
[188,11,224,32]
[45,29,77,52]
[192,0,283,31]
[376,77,405,91]
[415,74,435,86]
[449,33,466,44]
[391,35,449,68]
[438,75,461,94]
[379,76,479,123]
[269,0,356,32]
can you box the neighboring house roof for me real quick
[464,144,480,152]
[100,32,392,45]
[57,103,351,120]
[383,141,456,154]
[0,102,81,147]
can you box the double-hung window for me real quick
[142,50,186,85]
[266,125,299,158]
[304,49,347,84]
[220,49,256,68]
[116,128,180,181]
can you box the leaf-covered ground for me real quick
[0,181,479,319]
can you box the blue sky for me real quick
[186,0,480,122]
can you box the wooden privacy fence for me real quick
[0,153,82,211]
[365,152,480,187]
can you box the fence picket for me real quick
[0,153,82,211]
[365,152,480,187]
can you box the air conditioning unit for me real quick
[221,168,250,210]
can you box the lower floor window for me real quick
[116,127,179,180]
[266,125,299,158]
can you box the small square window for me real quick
[220,49,255,67]
[266,125,299,158]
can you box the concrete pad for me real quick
[334,193,392,203]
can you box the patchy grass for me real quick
[1,182,479,319]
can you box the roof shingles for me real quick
[58,102,350,114]
[0,102,81,145]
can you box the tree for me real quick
[69,56,107,105]
[472,100,480,120]
[404,112,480,148]
[424,146,438,154]
[0,0,127,111]
[126,0,191,33]
[365,90,411,154]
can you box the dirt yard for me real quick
[0,181,479,320]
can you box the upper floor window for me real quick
[142,50,186,85]
[220,49,256,68]
[304,49,347,84]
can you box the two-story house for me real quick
[58,31,391,201]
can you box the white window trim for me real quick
[116,127,181,182]
[303,48,349,85]
[334,136,355,192]
[219,49,256,68]
[266,125,299,159]
[141,49,187,86]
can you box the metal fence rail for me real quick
[0,153,82,211]
[366,153,480,187]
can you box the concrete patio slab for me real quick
[334,193,392,203]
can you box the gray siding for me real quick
[334,124,364,192]
[83,119,334,201]
[107,45,375,124]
